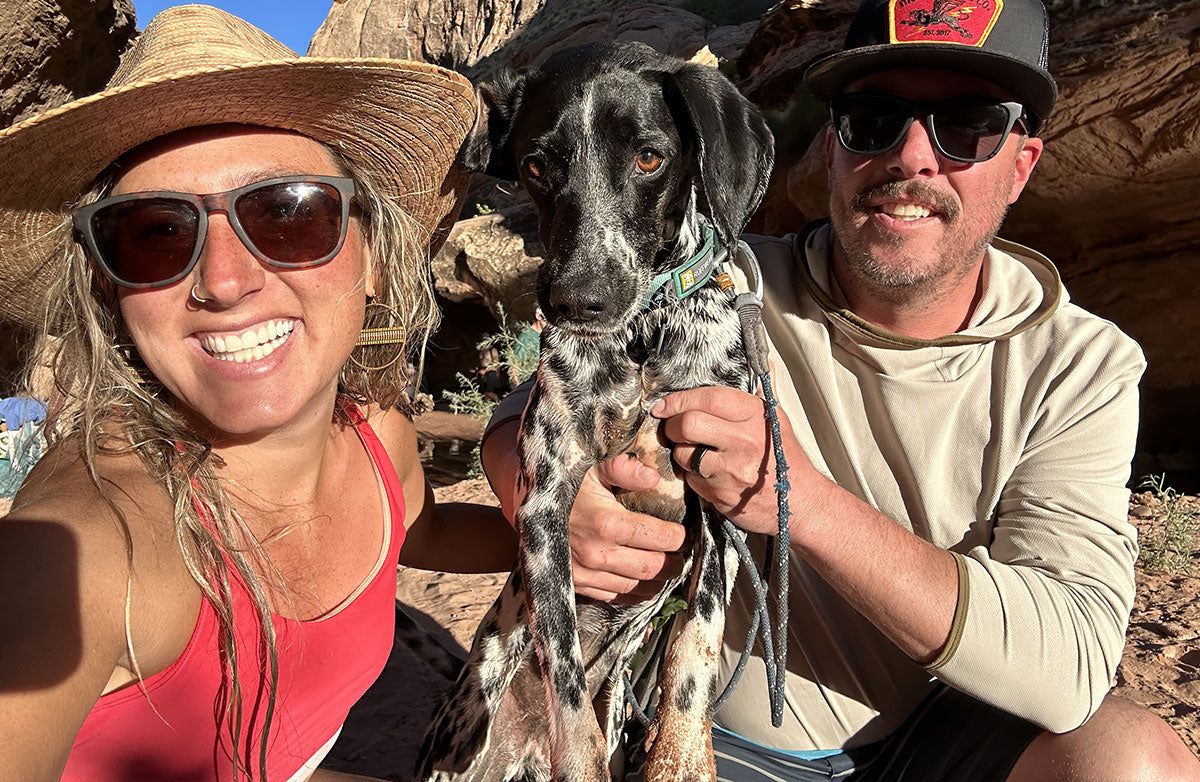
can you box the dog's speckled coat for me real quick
[415,41,774,782]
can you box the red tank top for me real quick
[62,409,406,781]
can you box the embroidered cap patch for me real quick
[888,0,1003,46]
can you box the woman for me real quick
[0,6,515,781]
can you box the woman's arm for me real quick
[0,451,133,780]
[370,407,517,573]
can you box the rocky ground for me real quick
[1116,491,1200,757]
[322,416,1200,779]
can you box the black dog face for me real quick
[465,42,775,336]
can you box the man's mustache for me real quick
[851,180,960,222]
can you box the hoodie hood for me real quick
[797,221,1063,351]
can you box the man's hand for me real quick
[482,418,685,603]
[568,454,687,602]
[650,385,824,537]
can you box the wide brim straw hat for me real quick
[0,3,478,326]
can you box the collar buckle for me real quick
[641,217,724,310]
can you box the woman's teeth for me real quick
[201,319,296,363]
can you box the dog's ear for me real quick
[663,64,775,246]
[461,69,525,180]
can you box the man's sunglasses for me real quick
[73,175,357,289]
[830,93,1029,164]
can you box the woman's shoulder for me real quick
[357,402,419,457]
[9,436,168,524]
[4,438,177,587]
[0,439,178,691]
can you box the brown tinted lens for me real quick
[92,198,199,285]
[235,181,343,265]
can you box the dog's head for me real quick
[465,42,774,337]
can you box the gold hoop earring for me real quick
[351,300,406,371]
[115,342,158,385]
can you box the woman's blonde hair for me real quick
[25,139,440,780]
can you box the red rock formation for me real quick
[1,0,136,392]
[308,0,550,67]
[1,0,135,127]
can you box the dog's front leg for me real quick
[643,507,740,782]
[517,387,610,782]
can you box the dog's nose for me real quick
[549,289,608,323]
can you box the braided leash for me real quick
[625,240,791,729]
[716,241,791,726]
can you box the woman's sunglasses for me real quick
[830,93,1029,164]
[73,175,357,289]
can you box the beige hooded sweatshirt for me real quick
[716,223,1145,750]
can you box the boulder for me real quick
[1,0,135,127]
[308,0,549,67]
[707,20,760,62]
[432,202,544,323]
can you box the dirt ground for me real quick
[323,418,1200,779]
[1116,491,1200,757]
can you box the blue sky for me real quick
[131,1,331,55]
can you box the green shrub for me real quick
[440,305,537,476]
[1136,474,1199,575]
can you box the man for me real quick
[481,0,1200,779]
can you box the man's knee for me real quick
[1008,695,1200,782]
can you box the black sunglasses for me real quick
[73,175,357,289]
[830,92,1029,164]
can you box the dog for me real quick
[414,41,775,782]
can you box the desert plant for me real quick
[440,306,537,476]
[480,304,539,386]
[1136,473,1199,574]
[442,371,498,421]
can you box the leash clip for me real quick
[724,241,769,381]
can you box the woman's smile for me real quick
[198,317,298,362]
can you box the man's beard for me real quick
[829,176,1011,299]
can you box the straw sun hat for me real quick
[0,3,478,326]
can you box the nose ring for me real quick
[190,282,212,304]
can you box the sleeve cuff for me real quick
[926,551,969,671]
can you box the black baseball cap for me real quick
[804,0,1057,132]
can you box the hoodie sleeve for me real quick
[926,316,1146,733]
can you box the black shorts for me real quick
[712,684,1042,782]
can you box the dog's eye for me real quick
[635,150,663,173]
[524,156,547,179]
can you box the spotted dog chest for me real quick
[563,300,750,526]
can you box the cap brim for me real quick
[804,44,1057,127]
[0,58,476,325]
